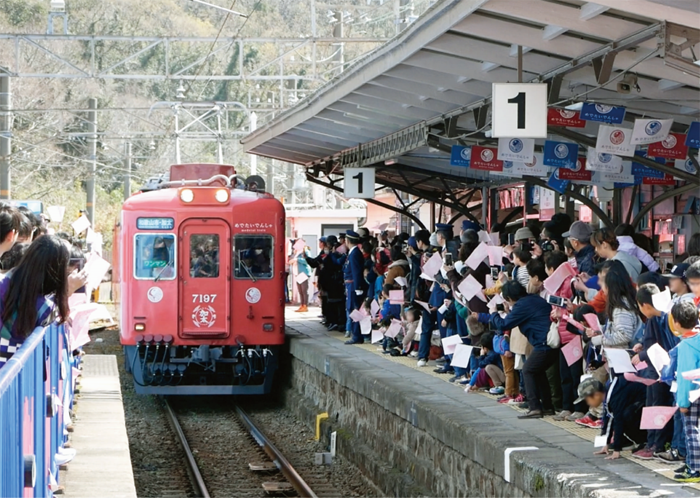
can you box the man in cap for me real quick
[324,235,346,331]
[306,237,330,324]
[344,230,368,344]
[461,220,480,235]
[563,221,596,275]
[357,227,370,242]
[663,263,694,304]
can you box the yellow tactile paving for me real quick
[288,309,700,490]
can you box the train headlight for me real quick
[135,323,146,331]
[215,189,229,203]
[180,189,194,203]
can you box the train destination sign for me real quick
[136,217,175,230]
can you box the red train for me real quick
[113,164,285,394]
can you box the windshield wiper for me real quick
[154,259,174,282]
[241,261,257,282]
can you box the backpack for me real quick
[493,334,509,355]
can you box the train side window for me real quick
[133,233,176,280]
[190,234,220,278]
[234,235,273,280]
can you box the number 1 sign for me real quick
[492,83,548,138]
[344,167,375,199]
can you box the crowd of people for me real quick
[296,217,700,483]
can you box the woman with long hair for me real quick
[590,228,642,282]
[0,235,86,365]
[0,203,21,257]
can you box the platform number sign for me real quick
[344,167,375,199]
[492,83,548,139]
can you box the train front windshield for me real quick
[134,233,176,280]
[234,235,273,279]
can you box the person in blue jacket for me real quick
[473,280,556,419]
[344,231,368,345]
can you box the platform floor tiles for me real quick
[63,354,137,498]
[286,306,699,493]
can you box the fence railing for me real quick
[0,323,74,497]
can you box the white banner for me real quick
[675,155,698,179]
[630,118,673,145]
[492,153,550,178]
[596,125,636,157]
[586,147,623,172]
[600,161,635,183]
[497,137,535,162]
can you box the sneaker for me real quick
[565,411,586,422]
[674,468,700,483]
[449,375,466,383]
[575,415,602,429]
[327,324,338,331]
[489,386,505,395]
[552,410,572,422]
[676,464,689,474]
[632,447,655,460]
[417,359,428,367]
[508,394,525,405]
[409,351,418,358]
[498,396,514,404]
[458,377,470,385]
[656,448,685,463]
[517,402,529,410]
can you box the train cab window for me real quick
[190,235,220,278]
[234,235,273,280]
[134,234,176,280]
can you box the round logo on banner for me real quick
[573,159,584,172]
[526,155,538,167]
[653,415,666,428]
[147,287,163,303]
[595,104,613,114]
[645,120,663,136]
[684,159,697,174]
[503,161,513,169]
[573,346,582,357]
[598,153,612,163]
[661,134,677,149]
[245,287,262,304]
[460,147,471,161]
[192,305,217,328]
[558,110,576,119]
[554,144,569,159]
[480,148,494,162]
[509,139,524,153]
[610,130,625,145]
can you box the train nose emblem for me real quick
[192,305,217,328]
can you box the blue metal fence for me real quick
[0,323,71,498]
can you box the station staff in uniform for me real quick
[344,230,367,345]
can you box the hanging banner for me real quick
[558,158,591,181]
[675,156,698,178]
[643,174,674,186]
[547,108,586,128]
[686,122,700,148]
[586,147,622,172]
[580,103,626,124]
[630,118,673,145]
[470,146,504,172]
[515,153,550,177]
[579,205,593,223]
[546,169,570,194]
[632,151,666,179]
[601,161,636,184]
[491,160,521,179]
[497,137,535,163]
[539,187,555,221]
[648,133,688,160]
[450,145,471,167]
[543,140,578,169]
[596,125,635,157]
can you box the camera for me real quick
[547,295,566,307]
[496,303,505,312]
[519,241,534,253]
[539,239,555,252]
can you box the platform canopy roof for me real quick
[242,0,700,208]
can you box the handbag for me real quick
[546,321,562,349]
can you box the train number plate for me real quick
[192,294,217,303]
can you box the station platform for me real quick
[285,306,700,497]
[62,355,137,498]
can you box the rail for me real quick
[162,398,211,498]
[235,406,319,498]
[0,323,75,498]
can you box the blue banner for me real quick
[631,150,666,179]
[543,140,579,169]
[450,145,471,167]
[580,103,626,124]
[546,170,570,194]
[686,122,700,148]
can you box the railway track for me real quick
[163,398,319,498]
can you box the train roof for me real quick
[123,186,282,212]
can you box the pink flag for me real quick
[465,242,489,271]
[68,303,99,350]
[385,319,402,339]
[624,373,657,386]
[562,313,584,332]
[420,252,443,281]
[543,262,576,295]
[293,239,305,252]
[583,313,602,332]
[349,309,365,322]
[441,335,463,355]
[457,274,482,301]
[389,290,403,305]
[370,300,380,318]
[562,336,583,366]
[487,246,504,266]
[640,406,678,430]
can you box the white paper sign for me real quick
[651,288,672,313]
[83,253,111,292]
[344,167,375,199]
[420,252,443,281]
[360,317,372,335]
[385,319,402,339]
[465,242,489,271]
[487,293,505,312]
[47,205,66,223]
[349,309,365,322]
[371,328,383,344]
[295,272,309,285]
[631,118,673,145]
[647,343,671,375]
[370,300,380,317]
[594,436,608,448]
[596,125,636,157]
[451,344,474,368]
[438,304,449,315]
[604,348,636,373]
[457,274,482,301]
[497,137,535,162]
[441,334,463,355]
[492,83,547,138]
[586,147,623,172]
[394,276,407,288]
[71,214,91,234]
